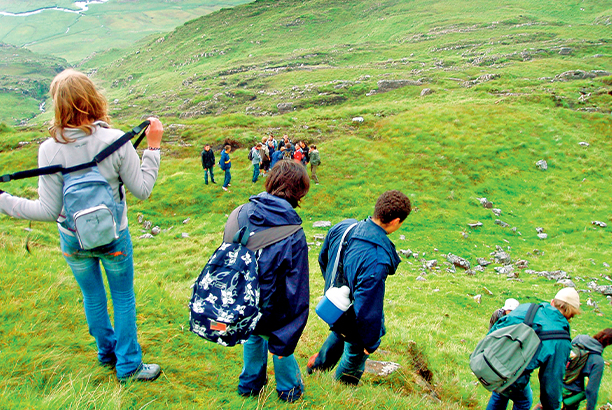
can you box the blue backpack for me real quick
[0,121,150,250]
[190,203,302,346]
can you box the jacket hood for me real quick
[247,192,302,227]
[573,334,604,354]
[351,218,401,271]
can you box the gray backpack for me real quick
[470,303,570,393]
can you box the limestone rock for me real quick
[537,233,548,240]
[447,253,470,270]
[515,260,529,269]
[151,226,161,236]
[313,234,326,240]
[536,159,548,170]
[183,217,190,224]
[181,233,190,238]
[352,116,364,123]
[494,219,509,228]
[468,222,483,228]
[491,251,511,264]
[477,258,492,266]
[364,360,401,376]
[420,88,433,96]
[473,265,485,272]
[558,47,572,55]
[416,275,427,281]
[425,260,438,269]
[557,279,576,287]
[313,221,332,228]
[494,265,514,275]
[477,197,493,208]
[377,79,422,93]
[474,294,482,304]
[399,249,413,257]
[536,227,545,233]
[592,221,607,228]
[139,233,154,239]
[527,270,569,281]
[579,141,589,147]
[277,102,294,113]
[492,208,502,216]
[143,220,152,230]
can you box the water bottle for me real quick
[315,286,352,325]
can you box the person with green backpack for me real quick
[481,287,581,410]
[561,328,611,410]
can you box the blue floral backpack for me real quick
[189,203,302,346]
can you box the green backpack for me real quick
[470,303,571,393]
[563,342,598,384]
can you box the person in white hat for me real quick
[486,287,581,410]
[489,298,521,330]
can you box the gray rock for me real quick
[477,197,493,208]
[579,141,589,147]
[592,70,611,77]
[313,221,332,228]
[494,219,509,228]
[277,102,294,113]
[425,260,438,269]
[151,226,161,236]
[139,233,154,239]
[377,79,422,93]
[474,294,482,304]
[462,232,469,239]
[536,159,548,170]
[447,253,470,270]
[416,275,427,281]
[399,249,413,257]
[468,222,483,228]
[586,298,598,308]
[420,88,433,96]
[507,270,520,279]
[492,208,502,216]
[515,260,529,269]
[313,234,326,240]
[558,47,572,55]
[592,221,607,228]
[399,235,406,240]
[137,214,144,224]
[364,359,401,376]
[473,265,485,272]
[530,270,569,281]
[536,227,545,233]
[557,279,576,287]
[181,232,190,238]
[491,251,511,264]
[477,258,492,266]
[494,265,514,275]
[537,233,548,240]
[604,262,610,268]
[183,217,191,224]
[143,220,152,230]
[352,116,364,123]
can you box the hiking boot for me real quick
[118,364,161,383]
[306,353,318,375]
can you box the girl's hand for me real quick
[145,117,163,149]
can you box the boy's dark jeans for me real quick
[310,331,369,385]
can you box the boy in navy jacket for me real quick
[307,190,411,385]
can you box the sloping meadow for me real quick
[1,0,612,408]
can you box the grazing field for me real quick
[1,0,611,408]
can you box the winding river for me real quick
[0,0,109,17]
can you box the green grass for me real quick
[1,0,612,408]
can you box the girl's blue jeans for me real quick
[486,384,533,410]
[238,335,304,402]
[223,169,231,188]
[59,228,142,378]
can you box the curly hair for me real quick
[265,160,310,208]
[373,190,411,224]
[593,328,612,348]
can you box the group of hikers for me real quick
[200,135,322,192]
[0,68,609,409]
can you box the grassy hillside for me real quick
[1,0,612,409]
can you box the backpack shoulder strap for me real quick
[523,303,541,327]
[329,222,358,287]
[0,121,150,182]
[539,330,571,341]
[222,203,302,251]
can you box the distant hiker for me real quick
[259,137,270,176]
[220,145,232,191]
[561,328,612,410]
[233,160,311,402]
[250,143,262,183]
[309,145,321,184]
[293,144,304,163]
[485,287,580,410]
[283,143,293,160]
[201,143,216,185]
[270,146,285,169]
[268,134,278,150]
[307,190,411,385]
[0,69,163,382]
[300,142,309,166]
[489,298,520,330]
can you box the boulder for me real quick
[536,159,548,170]
[277,102,294,113]
[420,88,434,96]
[447,253,470,270]
[151,226,161,236]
